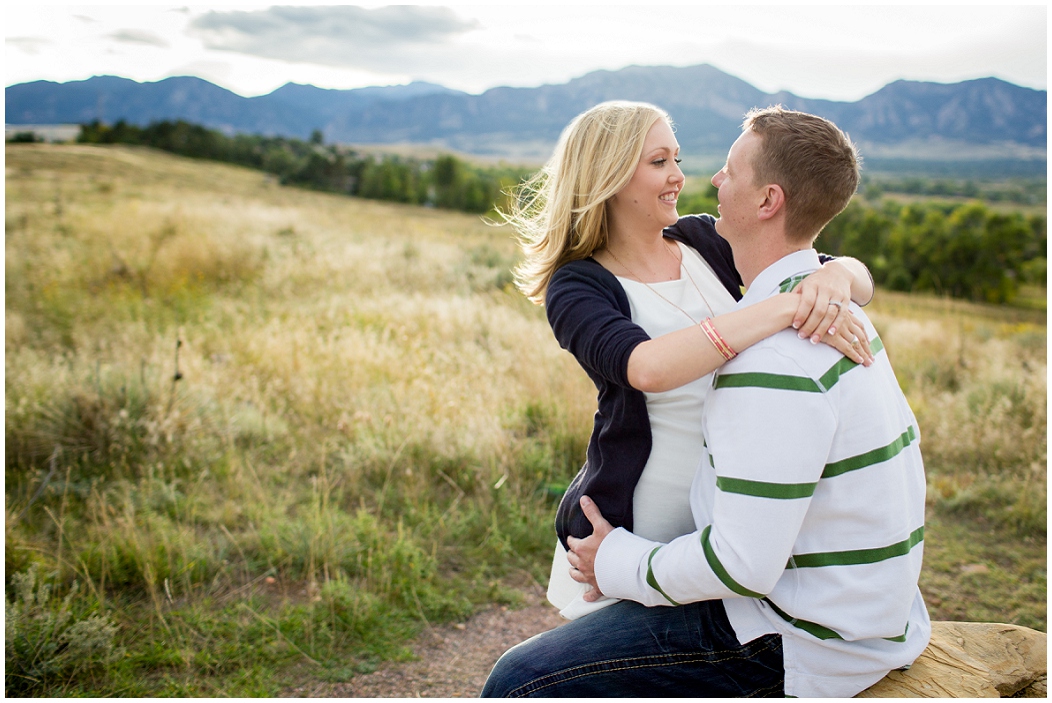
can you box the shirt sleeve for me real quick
[546,263,651,388]
[595,349,838,606]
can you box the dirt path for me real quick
[283,585,564,698]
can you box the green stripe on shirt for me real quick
[700,525,765,598]
[764,598,844,640]
[779,274,809,293]
[645,547,681,606]
[717,476,817,499]
[767,598,911,643]
[884,624,910,643]
[817,337,885,390]
[822,425,918,479]
[710,417,913,492]
[715,372,822,392]
[787,526,925,569]
[709,424,916,494]
[714,337,884,393]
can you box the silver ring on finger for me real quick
[851,336,860,347]
[829,300,844,311]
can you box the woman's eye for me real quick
[674,158,682,164]
[652,158,666,166]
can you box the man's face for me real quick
[710,129,764,244]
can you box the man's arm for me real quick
[570,350,838,607]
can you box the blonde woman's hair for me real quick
[503,101,670,304]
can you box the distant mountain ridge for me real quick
[6,65,1046,161]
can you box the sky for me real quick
[5,4,1048,102]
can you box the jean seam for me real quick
[507,636,782,698]
[748,679,785,697]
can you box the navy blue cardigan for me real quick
[548,214,743,548]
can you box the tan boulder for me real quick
[859,621,1046,698]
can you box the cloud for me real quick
[188,5,478,71]
[6,37,51,55]
[109,29,170,48]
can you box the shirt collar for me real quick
[739,249,822,307]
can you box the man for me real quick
[483,107,929,698]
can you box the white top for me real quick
[546,241,737,619]
[594,249,931,698]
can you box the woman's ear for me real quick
[757,184,785,221]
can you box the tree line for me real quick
[47,120,1052,304]
[75,120,530,214]
[859,175,1045,206]
[678,190,1045,305]
[820,199,1045,304]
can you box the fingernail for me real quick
[810,335,819,344]
[792,321,800,329]
[798,331,806,339]
[828,326,836,336]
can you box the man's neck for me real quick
[735,239,810,289]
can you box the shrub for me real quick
[5,566,122,696]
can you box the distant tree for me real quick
[8,131,40,143]
[432,154,463,209]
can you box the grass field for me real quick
[5,144,1046,696]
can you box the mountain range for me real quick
[6,64,1046,164]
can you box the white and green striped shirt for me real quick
[595,249,931,698]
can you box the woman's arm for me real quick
[835,256,876,306]
[628,274,873,393]
[627,293,792,392]
[548,256,873,395]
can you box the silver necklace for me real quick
[606,239,715,325]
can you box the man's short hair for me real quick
[743,106,860,244]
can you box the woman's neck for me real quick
[597,226,680,283]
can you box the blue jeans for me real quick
[481,599,783,697]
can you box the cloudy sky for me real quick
[5,4,1047,101]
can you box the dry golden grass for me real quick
[4,144,1046,695]
[6,142,593,460]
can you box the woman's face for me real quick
[609,118,684,232]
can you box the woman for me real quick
[503,101,874,619]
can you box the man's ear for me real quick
[757,184,785,221]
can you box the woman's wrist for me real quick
[823,258,873,306]
[700,318,737,361]
[776,292,801,329]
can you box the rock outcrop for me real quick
[859,621,1046,697]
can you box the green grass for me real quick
[5,144,1045,696]
[920,513,1046,631]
